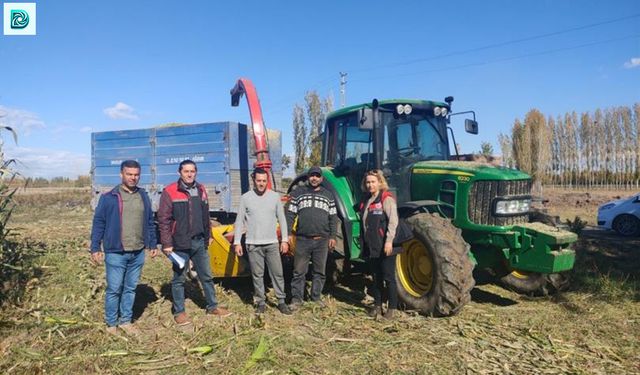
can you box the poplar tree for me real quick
[305,91,324,167]
[292,104,306,174]
[292,91,334,174]
[498,133,514,168]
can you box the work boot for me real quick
[207,307,232,318]
[382,308,396,320]
[288,299,303,311]
[174,312,192,326]
[277,303,293,315]
[255,304,266,314]
[105,326,118,335]
[118,323,141,336]
[367,305,382,318]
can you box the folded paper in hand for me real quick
[167,252,186,269]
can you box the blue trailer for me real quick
[91,122,283,217]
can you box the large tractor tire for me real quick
[396,213,475,317]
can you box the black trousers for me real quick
[368,254,398,309]
[291,237,329,302]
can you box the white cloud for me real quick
[4,146,90,179]
[0,105,45,136]
[80,126,92,133]
[623,57,640,69]
[103,102,139,120]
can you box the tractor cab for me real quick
[322,99,474,204]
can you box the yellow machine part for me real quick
[208,225,250,277]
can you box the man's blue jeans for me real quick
[104,250,145,327]
[171,238,218,315]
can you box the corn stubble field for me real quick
[0,188,638,374]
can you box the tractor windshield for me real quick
[382,111,449,171]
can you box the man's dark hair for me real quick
[120,160,141,171]
[251,167,268,179]
[179,159,197,172]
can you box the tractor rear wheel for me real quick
[396,213,475,317]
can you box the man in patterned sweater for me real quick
[286,166,337,310]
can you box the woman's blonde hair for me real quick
[361,169,389,192]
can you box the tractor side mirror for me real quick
[358,108,374,130]
[465,119,478,135]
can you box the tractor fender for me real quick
[397,200,441,218]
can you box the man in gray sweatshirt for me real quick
[233,168,292,315]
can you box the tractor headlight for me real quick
[493,197,531,216]
[396,104,412,115]
[433,106,447,117]
[599,203,615,210]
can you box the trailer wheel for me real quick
[396,213,474,317]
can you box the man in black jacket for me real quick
[158,160,231,326]
[286,166,337,310]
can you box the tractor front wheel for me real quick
[499,271,547,294]
[499,269,571,295]
[396,213,475,317]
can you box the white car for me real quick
[597,193,640,236]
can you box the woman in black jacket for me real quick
[359,169,399,319]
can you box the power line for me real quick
[349,13,640,74]
[262,74,335,117]
[350,34,640,83]
[265,14,639,121]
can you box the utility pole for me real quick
[339,72,348,108]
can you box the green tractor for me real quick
[288,98,577,317]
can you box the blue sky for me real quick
[0,0,638,178]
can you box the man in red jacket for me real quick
[158,159,231,326]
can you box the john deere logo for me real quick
[4,3,37,35]
[10,10,29,29]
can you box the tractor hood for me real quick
[412,161,531,181]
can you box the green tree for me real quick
[292,91,333,174]
[305,91,333,167]
[281,154,291,172]
[292,104,306,174]
[75,175,91,187]
[479,141,494,157]
[498,133,514,168]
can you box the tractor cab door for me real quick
[325,114,374,205]
[381,113,450,204]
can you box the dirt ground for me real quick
[539,187,636,225]
[0,188,638,374]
